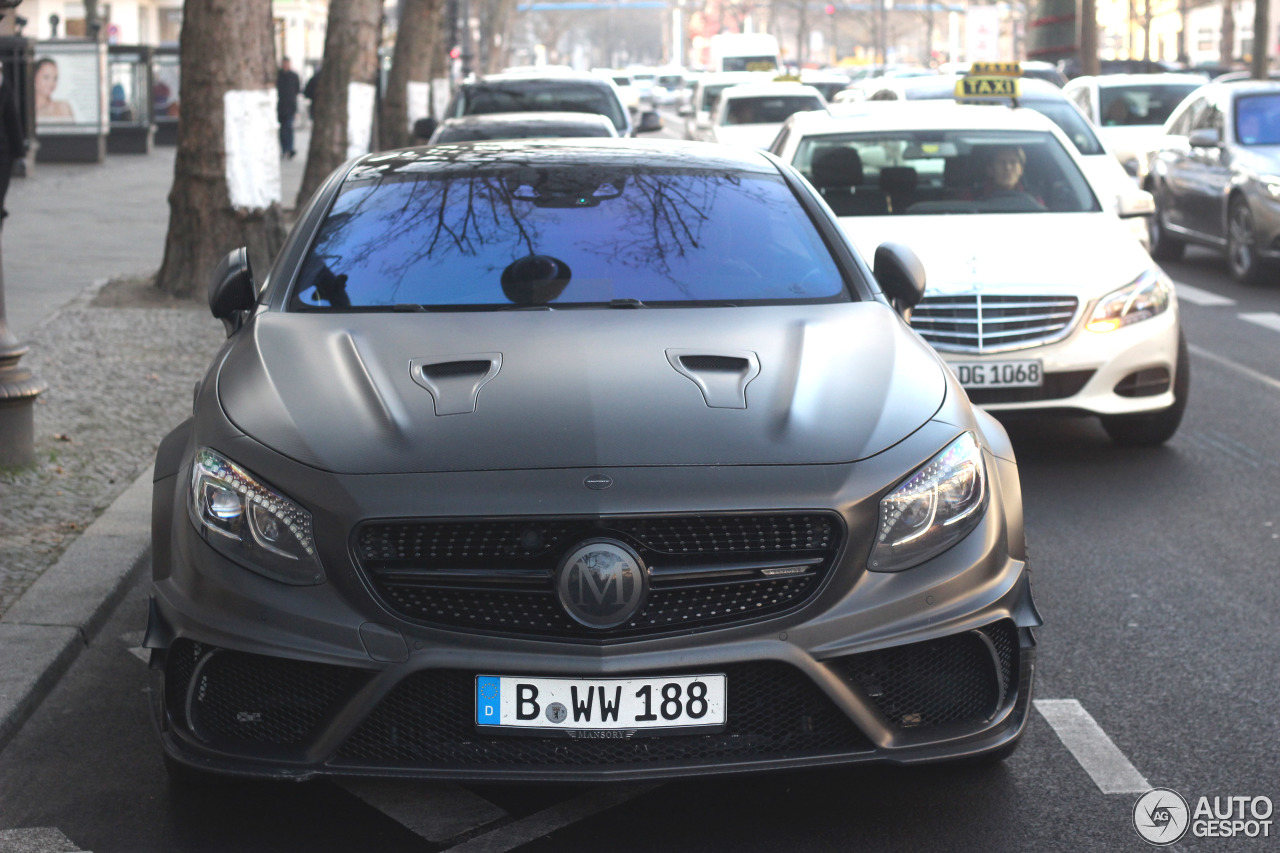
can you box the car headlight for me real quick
[1260,175,1280,199]
[1086,268,1171,333]
[869,432,987,572]
[188,448,324,585]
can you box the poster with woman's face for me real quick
[34,42,107,134]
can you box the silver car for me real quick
[1146,80,1280,284]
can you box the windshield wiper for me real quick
[608,298,646,308]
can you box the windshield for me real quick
[451,81,628,133]
[723,95,826,125]
[658,75,683,88]
[794,129,1100,216]
[1099,83,1201,126]
[723,56,779,73]
[1235,93,1280,145]
[701,83,737,112]
[291,165,849,309]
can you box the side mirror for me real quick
[695,116,711,130]
[677,103,694,117]
[637,110,664,133]
[1188,127,1220,148]
[209,247,256,336]
[1116,189,1155,218]
[412,117,438,141]
[873,242,926,313]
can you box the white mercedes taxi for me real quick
[770,102,1188,445]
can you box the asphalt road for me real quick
[2,138,1278,851]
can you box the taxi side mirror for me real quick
[677,104,694,117]
[1117,189,1155,218]
[638,111,664,133]
[1188,127,1220,148]
[209,247,256,336]
[413,117,438,141]
[874,242,926,312]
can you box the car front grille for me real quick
[332,662,872,769]
[911,294,1080,354]
[353,513,845,641]
[829,620,1017,731]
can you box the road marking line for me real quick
[1034,699,1149,795]
[1239,312,1280,333]
[338,780,508,844]
[440,783,660,853]
[1173,281,1236,306]
[1189,344,1280,393]
[0,827,86,852]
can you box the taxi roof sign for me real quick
[955,76,1021,99]
[969,61,1022,77]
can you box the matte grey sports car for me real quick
[146,139,1040,782]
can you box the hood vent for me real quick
[410,353,502,415]
[666,349,760,410]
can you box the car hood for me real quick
[841,213,1154,296]
[216,304,946,474]
[1099,125,1163,163]
[712,124,784,149]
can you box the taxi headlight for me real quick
[188,447,324,585]
[1087,269,1171,333]
[869,433,987,572]
[1260,175,1280,199]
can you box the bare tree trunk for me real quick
[1250,0,1268,77]
[380,0,440,150]
[1220,0,1234,65]
[154,0,286,298]
[296,0,382,208]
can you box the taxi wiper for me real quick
[608,298,646,308]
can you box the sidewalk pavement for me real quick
[0,130,312,750]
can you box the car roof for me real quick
[697,71,776,86]
[894,74,1067,100]
[1210,79,1280,95]
[437,112,616,128]
[349,138,782,178]
[720,82,826,99]
[475,68,606,84]
[779,101,1061,134]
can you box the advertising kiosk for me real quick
[107,44,153,153]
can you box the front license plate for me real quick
[476,674,726,731]
[951,360,1044,389]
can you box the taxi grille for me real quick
[911,294,1080,354]
[353,513,844,641]
[333,662,872,768]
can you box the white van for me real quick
[708,33,781,73]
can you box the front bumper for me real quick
[937,307,1181,417]
[147,421,1039,782]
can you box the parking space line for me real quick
[1033,699,1149,795]
[1189,344,1280,393]
[1173,281,1236,306]
[1239,312,1280,333]
[338,780,509,844]
[0,827,86,852]
[440,783,660,853]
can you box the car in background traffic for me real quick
[1062,73,1204,178]
[426,112,619,144]
[654,69,686,106]
[430,68,645,138]
[854,73,1151,248]
[680,70,774,140]
[594,69,641,113]
[149,138,1038,783]
[701,82,827,148]
[939,60,1068,88]
[771,103,1188,446]
[800,69,853,101]
[1146,80,1280,284]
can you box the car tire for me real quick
[1101,329,1189,447]
[1147,197,1185,262]
[1226,196,1274,285]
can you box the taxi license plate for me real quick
[476,674,726,731]
[952,360,1043,389]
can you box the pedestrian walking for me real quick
[0,63,27,227]
[276,57,301,158]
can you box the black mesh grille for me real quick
[354,513,844,640]
[334,662,871,768]
[830,621,1016,731]
[179,646,366,748]
[965,369,1094,405]
[1114,367,1171,398]
[165,638,204,717]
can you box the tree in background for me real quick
[154,0,285,297]
[297,0,381,208]
[380,0,442,150]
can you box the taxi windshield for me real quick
[795,129,1101,216]
[290,165,850,309]
[723,95,826,125]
